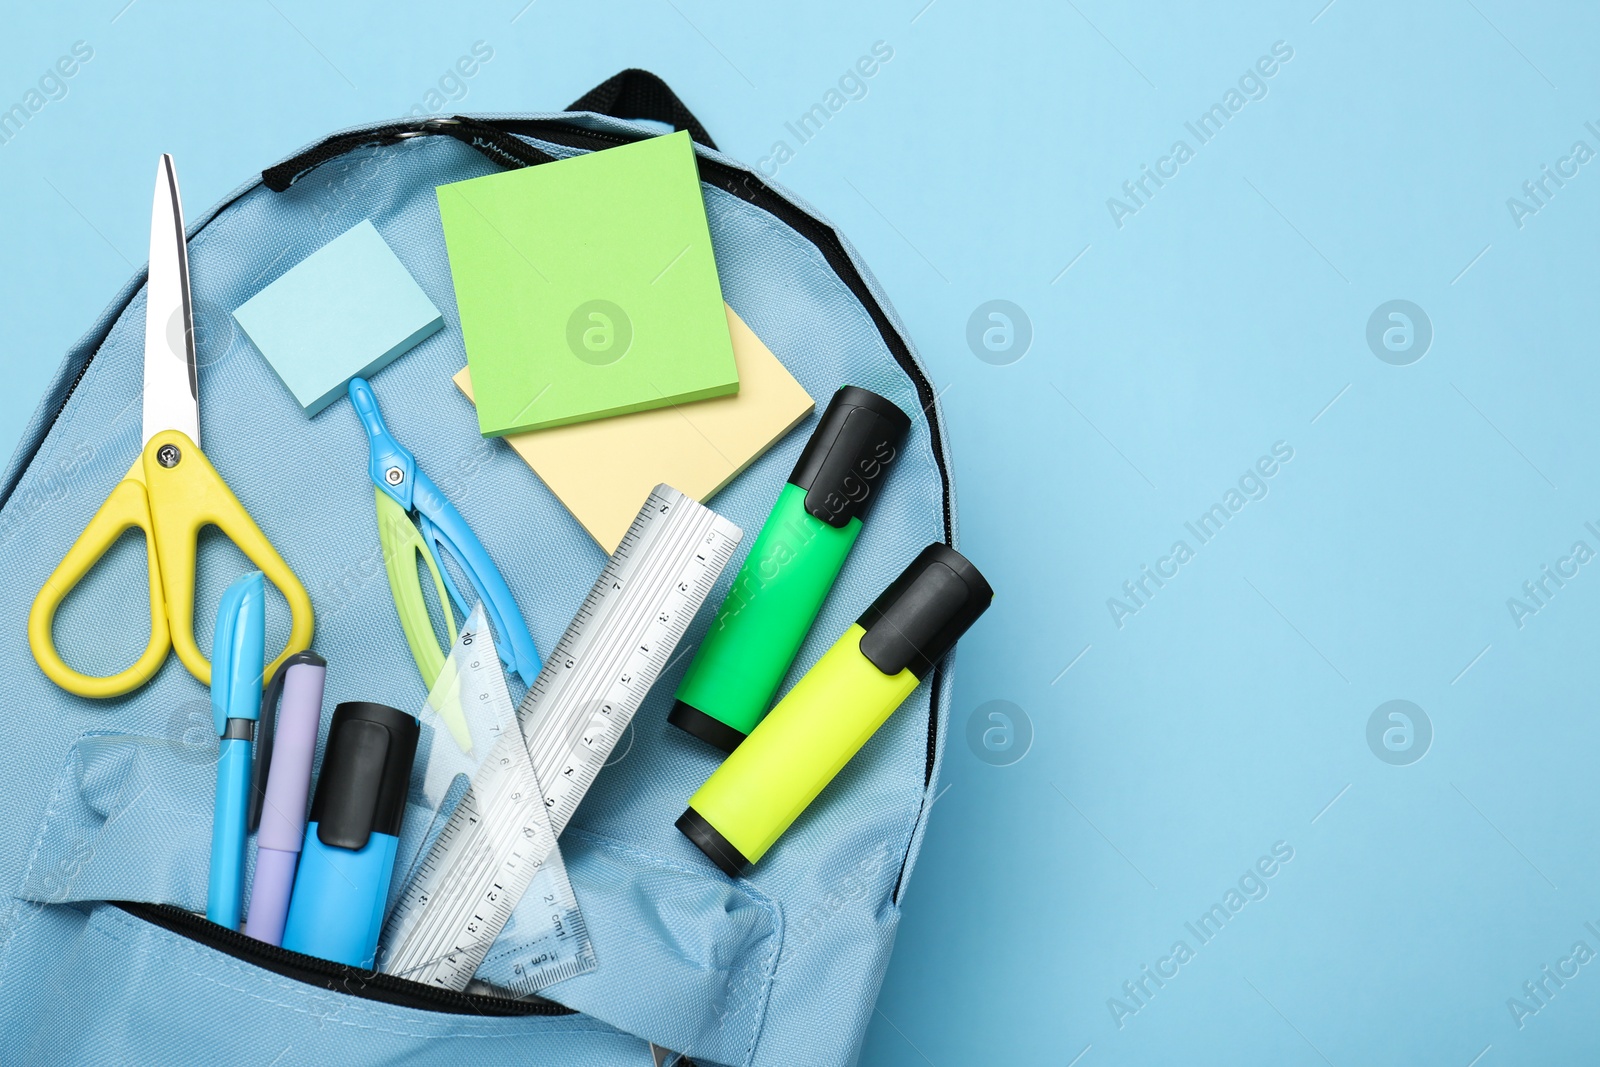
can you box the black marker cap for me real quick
[676,807,749,879]
[857,545,994,679]
[667,701,749,754]
[309,702,419,851]
[787,386,912,529]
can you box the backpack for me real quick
[0,70,958,1067]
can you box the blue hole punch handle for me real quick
[412,467,542,688]
[348,377,541,688]
[349,378,416,509]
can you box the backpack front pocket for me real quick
[1,901,644,1066]
[1,727,785,1066]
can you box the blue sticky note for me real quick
[233,220,443,415]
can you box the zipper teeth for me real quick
[40,113,955,923]
[493,120,957,784]
[512,126,955,562]
[114,902,572,1017]
[36,113,957,632]
[270,114,957,796]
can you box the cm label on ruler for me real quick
[379,601,593,996]
[385,485,742,993]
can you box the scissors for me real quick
[27,155,314,698]
[348,376,540,689]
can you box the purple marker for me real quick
[243,651,326,946]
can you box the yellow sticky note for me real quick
[455,305,814,552]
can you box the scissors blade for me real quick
[142,153,200,448]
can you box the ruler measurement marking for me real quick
[381,487,740,994]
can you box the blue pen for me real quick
[206,570,266,930]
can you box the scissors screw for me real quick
[156,443,181,468]
[385,466,404,486]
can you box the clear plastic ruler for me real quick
[380,485,742,994]
[381,603,595,995]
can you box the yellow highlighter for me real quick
[678,544,993,876]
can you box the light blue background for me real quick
[3,1,1598,1064]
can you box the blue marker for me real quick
[206,571,266,930]
[281,701,419,968]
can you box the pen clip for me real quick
[249,650,325,833]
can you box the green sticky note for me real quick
[233,220,443,415]
[436,131,739,437]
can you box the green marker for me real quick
[669,386,912,752]
[677,544,993,876]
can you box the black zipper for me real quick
[265,116,956,567]
[499,120,955,539]
[24,113,956,913]
[455,119,958,802]
[114,901,573,1017]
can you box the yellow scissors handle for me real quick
[144,429,314,686]
[28,430,315,697]
[28,456,169,698]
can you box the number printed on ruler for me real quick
[379,605,593,995]
[382,485,741,993]
[521,485,743,835]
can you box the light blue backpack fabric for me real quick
[0,72,958,1067]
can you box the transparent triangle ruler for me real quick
[380,603,593,996]
[380,484,742,993]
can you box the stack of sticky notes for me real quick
[437,130,739,438]
[233,220,444,415]
[455,304,814,552]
